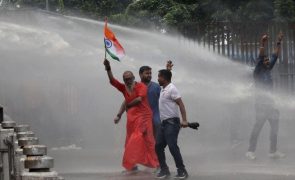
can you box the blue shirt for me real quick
[253,53,278,105]
[147,81,161,125]
[254,53,278,90]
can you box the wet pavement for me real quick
[62,171,294,180]
[54,144,295,180]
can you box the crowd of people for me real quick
[104,59,189,179]
[103,32,285,179]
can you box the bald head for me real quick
[123,71,135,87]
[123,71,134,77]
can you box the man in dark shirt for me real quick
[138,66,161,138]
[246,32,285,160]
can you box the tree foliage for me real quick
[19,0,295,32]
[274,0,295,22]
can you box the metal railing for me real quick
[179,22,295,94]
[0,106,64,180]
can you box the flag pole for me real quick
[104,16,107,60]
[104,39,106,59]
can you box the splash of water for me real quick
[0,10,294,175]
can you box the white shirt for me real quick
[159,83,181,121]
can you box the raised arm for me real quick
[166,60,174,71]
[269,32,283,70]
[104,58,125,91]
[273,32,283,57]
[258,34,268,57]
[103,58,115,82]
[254,35,268,78]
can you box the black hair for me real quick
[139,66,151,74]
[158,69,172,82]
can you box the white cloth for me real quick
[159,83,181,121]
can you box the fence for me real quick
[180,22,295,93]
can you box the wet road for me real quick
[62,171,294,180]
[53,145,295,180]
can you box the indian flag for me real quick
[104,19,125,61]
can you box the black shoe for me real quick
[156,169,170,179]
[174,169,188,179]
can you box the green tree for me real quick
[123,0,206,31]
[274,0,295,22]
[238,0,274,21]
[98,0,132,17]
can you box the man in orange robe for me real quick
[103,59,159,171]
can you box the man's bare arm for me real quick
[274,32,283,56]
[269,32,283,70]
[103,59,115,82]
[259,34,268,57]
[166,60,174,71]
[126,97,142,109]
[118,101,126,117]
[175,98,188,128]
[114,101,126,124]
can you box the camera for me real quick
[188,122,199,130]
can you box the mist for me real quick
[0,9,294,178]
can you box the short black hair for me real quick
[139,66,151,74]
[158,69,172,82]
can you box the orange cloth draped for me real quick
[110,78,159,170]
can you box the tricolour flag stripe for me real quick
[104,20,125,61]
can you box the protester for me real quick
[115,61,174,140]
[246,32,285,160]
[155,69,189,179]
[103,58,159,172]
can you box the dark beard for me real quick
[142,79,151,84]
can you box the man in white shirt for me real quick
[155,69,189,179]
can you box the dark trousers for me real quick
[248,104,280,153]
[153,122,161,141]
[155,118,185,171]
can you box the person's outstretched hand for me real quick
[166,60,174,71]
[114,116,121,124]
[277,31,283,42]
[261,34,268,43]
